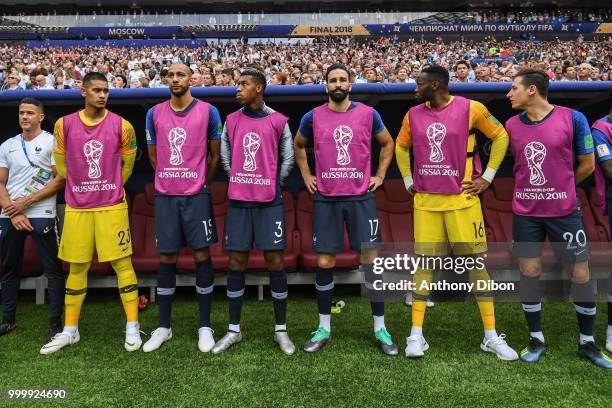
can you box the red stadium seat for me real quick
[479,178,514,267]
[130,183,160,274]
[577,189,612,266]
[20,235,43,277]
[376,178,414,243]
[587,187,610,240]
[296,191,359,270]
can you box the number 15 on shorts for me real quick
[202,219,213,242]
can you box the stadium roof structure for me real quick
[3,0,611,12]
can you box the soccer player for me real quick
[294,63,398,355]
[40,72,140,354]
[0,98,65,341]
[142,63,222,353]
[396,65,518,360]
[588,91,612,355]
[212,68,295,355]
[506,69,611,368]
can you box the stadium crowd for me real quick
[0,37,610,91]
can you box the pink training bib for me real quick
[507,106,576,217]
[312,102,373,196]
[63,111,124,209]
[153,99,210,195]
[410,96,471,194]
[226,110,288,202]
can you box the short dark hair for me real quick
[19,97,44,113]
[221,68,234,77]
[240,68,266,91]
[83,72,108,87]
[514,69,549,97]
[421,65,449,86]
[115,74,128,88]
[455,60,470,71]
[325,63,351,82]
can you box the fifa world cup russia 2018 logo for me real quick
[83,140,103,179]
[426,122,446,163]
[333,125,353,166]
[168,127,187,166]
[524,141,547,186]
[242,132,261,172]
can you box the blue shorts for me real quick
[313,197,380,253]
[225,204,286,252]
[512,210,590,262]
[155,193,217,253]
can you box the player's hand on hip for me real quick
[4,197,32,217]
[304,174,317,194]
[369,176,383,192]
[461,177,490,196]
[11,214,33,232]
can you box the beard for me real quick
[170,85,189,97]
[329,88,349,103]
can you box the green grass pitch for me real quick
[1,289,610,407]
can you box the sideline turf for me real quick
[1,290,610,407]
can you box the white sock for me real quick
[229,324,241,333]
[529,331,545,343]
[607,325,612,337]
[373,315,386,332]
[275,324,287,332]
[126,322,139,332]
[319,314,331,332]
[63,325,78,334]
[579,334,595,345]
[484,329,498,340]
[410,326,423,337]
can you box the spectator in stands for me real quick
[269,72,287,85]
[114,74,128,89]
[397,67,415,83]
[202,73,215,87]
[364,68,377,83]
[190,73,204,87]
[300,74,315,85]
[129,63,145,87]
[475,65,491,82]
[34,75,53,90]
[410,65,420,81]
[136,77,150,88]
[3,73,24,91]
[219,69,235,86]
[553,66,564,81]
[54,76,69,90]
[591,67,601,81]
[453,61,472,83]
[562,65,577,81]
[577,63,593,81]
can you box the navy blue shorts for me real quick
[313,197,380,253]
[225,204,286,252]
[512,210,590,262]
[155,193,217,253]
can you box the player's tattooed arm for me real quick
[575,153,595,185]
[294,131,316,194]
[371,127,394,191]
[207,139,221,183]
